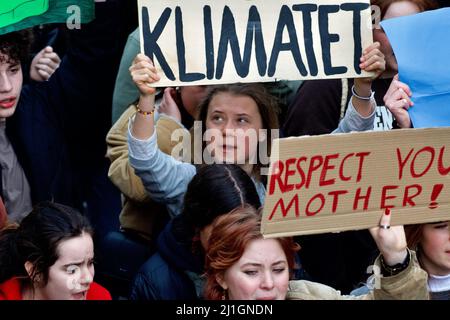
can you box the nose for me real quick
[0,73,12,93]
[260,271,275,290]
[221,119,235,136]
[79,265,94,286]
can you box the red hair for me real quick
[203,205,299,300]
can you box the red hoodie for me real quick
[0,278,112,300]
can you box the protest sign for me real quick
[381,8,450,128]
[261,128,450,237]
[138,0,373,86]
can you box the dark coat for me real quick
[130,220,203,300]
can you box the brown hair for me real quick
[405,224,425,250]
[197,83,280,179]
[203,205,299,300]
[371,0,438,19]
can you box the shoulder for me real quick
[287,280,343,300]
[0,278,23,300]
[86,282,112,300]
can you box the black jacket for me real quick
[130,220,204,300]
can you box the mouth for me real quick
[257,296,276,300]
[72,290,88,300]
[0,97,17,109]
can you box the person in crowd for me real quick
[107,84,207,242]
[0,201,111,300]
[127,41,384,218]
[204,207,429,300]
[280,0,438,294]
[1,0,141,243]
[404,221,450,300]
[129,164,261,300]
[0,30,60,222]
[350,220,450,300]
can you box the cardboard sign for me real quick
[261,128,450,238]
[381,8,450,128]
[138,0,373,86]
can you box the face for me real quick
[373,1,420,75]
[0,54,23,119]
[419,221,450,276]
[180,85,207,118]
[34,232,95,300]
[205,92,263,165]
[218,238,289,300]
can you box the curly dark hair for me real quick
[0,29,33,65]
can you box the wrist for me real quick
[353,81,372,97]
[137,95,155,112]
[380,249,410,276]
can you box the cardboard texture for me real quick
[261,128,450,238]
[138,0,373,86]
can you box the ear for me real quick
[215,273,228,290]
[24,261,34,278]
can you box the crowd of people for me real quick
[0,0,449,301]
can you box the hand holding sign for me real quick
[369,208,408,267]
[352,41,386,117]
[129,53,160,98]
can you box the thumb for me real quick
[394,74,399,81]
[44,46,53,53]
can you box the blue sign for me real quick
[381,8,450,128]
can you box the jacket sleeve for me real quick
[372,250,429,300]
[127,117,196,209]
[287,250,429,300]
[107,105,186,202]
[332,96,376,133]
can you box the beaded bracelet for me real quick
[135,104,155,116]
[351,85,374,101]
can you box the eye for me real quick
[9,67,19,74]
[433,223,449,229]
[66,265,79,275]
[237,117,249,124]
[273,268,286,274]
[212,115,223,122]
[243,270,258,276]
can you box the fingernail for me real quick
[385,208,391,215]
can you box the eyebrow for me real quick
[62,261,84,268]
[241,260,287,268]
[62,257,94,268]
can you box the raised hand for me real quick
[30,46,61,81]
[383,74,413,128]
[369,208,408,266]
[129,53,160,97]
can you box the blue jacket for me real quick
[130,220,204,300]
